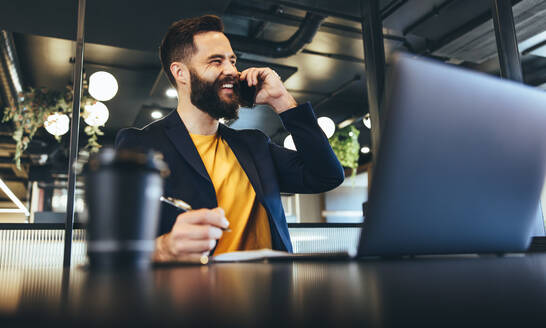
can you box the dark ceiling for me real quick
[1,0,546,202]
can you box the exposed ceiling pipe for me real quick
[228,12,326,58]
[264,0,361,22]
[0,30,23,109]
[269,0,407,21]
[227,3,409,42]
[226,6,414,61]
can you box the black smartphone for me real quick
[238,82,257,108]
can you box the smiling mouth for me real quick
[220,83,234,89]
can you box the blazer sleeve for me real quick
[268,102,344,194]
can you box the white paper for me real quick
[212,248,291,262]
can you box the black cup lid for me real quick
[87,147,170,177]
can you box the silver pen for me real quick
[159,196,231,232]
[160,196,192,211]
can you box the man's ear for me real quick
[170,62,189,85]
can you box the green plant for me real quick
[2,85,103,169]
[83,125,104,154]
[329,125,360,176]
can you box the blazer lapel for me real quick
[218,124,264,200]
[163,110,212,183]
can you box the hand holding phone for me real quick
[239,67,297,113]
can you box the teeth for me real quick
[221,84,233,88]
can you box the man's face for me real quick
[187,32,241,120]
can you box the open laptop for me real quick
[357,54,546,256]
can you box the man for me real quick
[115,15,344,262]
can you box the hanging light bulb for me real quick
[363,113,371,129]
[44,113,70,136]
[317,116,335,138]
[361,146,370,154]
[84,102,109,126]
[284,135,296,151]
[89,71,118,101]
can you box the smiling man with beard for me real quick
[115,15,344,262]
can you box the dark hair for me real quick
[159,15,224,87]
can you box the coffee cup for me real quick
[85,147,169,269]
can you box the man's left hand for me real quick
[239,67,298,114]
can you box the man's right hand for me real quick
[153,207,229,262]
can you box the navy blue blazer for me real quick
[115,102,344,252]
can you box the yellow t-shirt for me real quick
[189,132,272,255]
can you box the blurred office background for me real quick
[0,0,545,230]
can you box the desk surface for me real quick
[1,254,546,327]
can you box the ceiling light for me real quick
[284,135,296,151]
[83,102,109,126]
[317,116,335,138]
[151,111,163,119]
[166,88,177,98]
[0,178,29,216]
[338,118,354,129]
[363,113,371,129]
[44,113,70,136]
[361,146,370,154]
[89,71,118,101]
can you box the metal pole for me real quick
[63,0,86,268]
[491,0,523,82]
[360,0,386,165]
[491,0,545,234]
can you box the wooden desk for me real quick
[1,254,545,327]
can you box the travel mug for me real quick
[85,147,169,269]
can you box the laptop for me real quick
[357,54,546,256]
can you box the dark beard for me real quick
[189,69,240,120]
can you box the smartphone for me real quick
[238,82,257,108]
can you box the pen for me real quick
[160,196,192,211]
[159,196,231,232]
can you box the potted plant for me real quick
[329,125,360,177]
[2,85,104,169]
